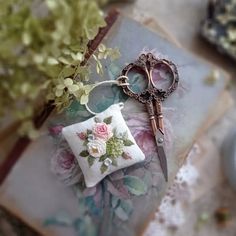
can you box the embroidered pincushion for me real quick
[62,103,145,187]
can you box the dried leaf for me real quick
[100,163,108,174]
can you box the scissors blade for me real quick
[154,130,168,182]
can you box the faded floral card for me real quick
[0,14,227,236]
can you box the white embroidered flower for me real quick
[87,139,106,158]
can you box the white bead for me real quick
[104,158,112,167]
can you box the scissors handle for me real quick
[117,53,179,103]
[146,102,158,133]
[155,100,164,135]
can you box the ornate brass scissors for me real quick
[118,53,179,181]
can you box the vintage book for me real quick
[0,11,230,236]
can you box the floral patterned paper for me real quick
[47,102,175,235]
[46,52,182,235]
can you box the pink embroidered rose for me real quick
[51,149,81,186]
[77,132,87,140]
[92,122,113,141]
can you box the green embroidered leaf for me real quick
[112,159,118,167]
[83,140,88,146]
[123,139,134,146]
[121,131,128,139]
[87,129,92,135]
[123,176,148,196]
[94,117,101,123]
[80,150,89,157]
[88,156,95,167]
[99,155,107,162]
[100,163,108,174]
[103,116,112,124]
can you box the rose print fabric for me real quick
[50,148,82,186]
[62,103,145,187]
